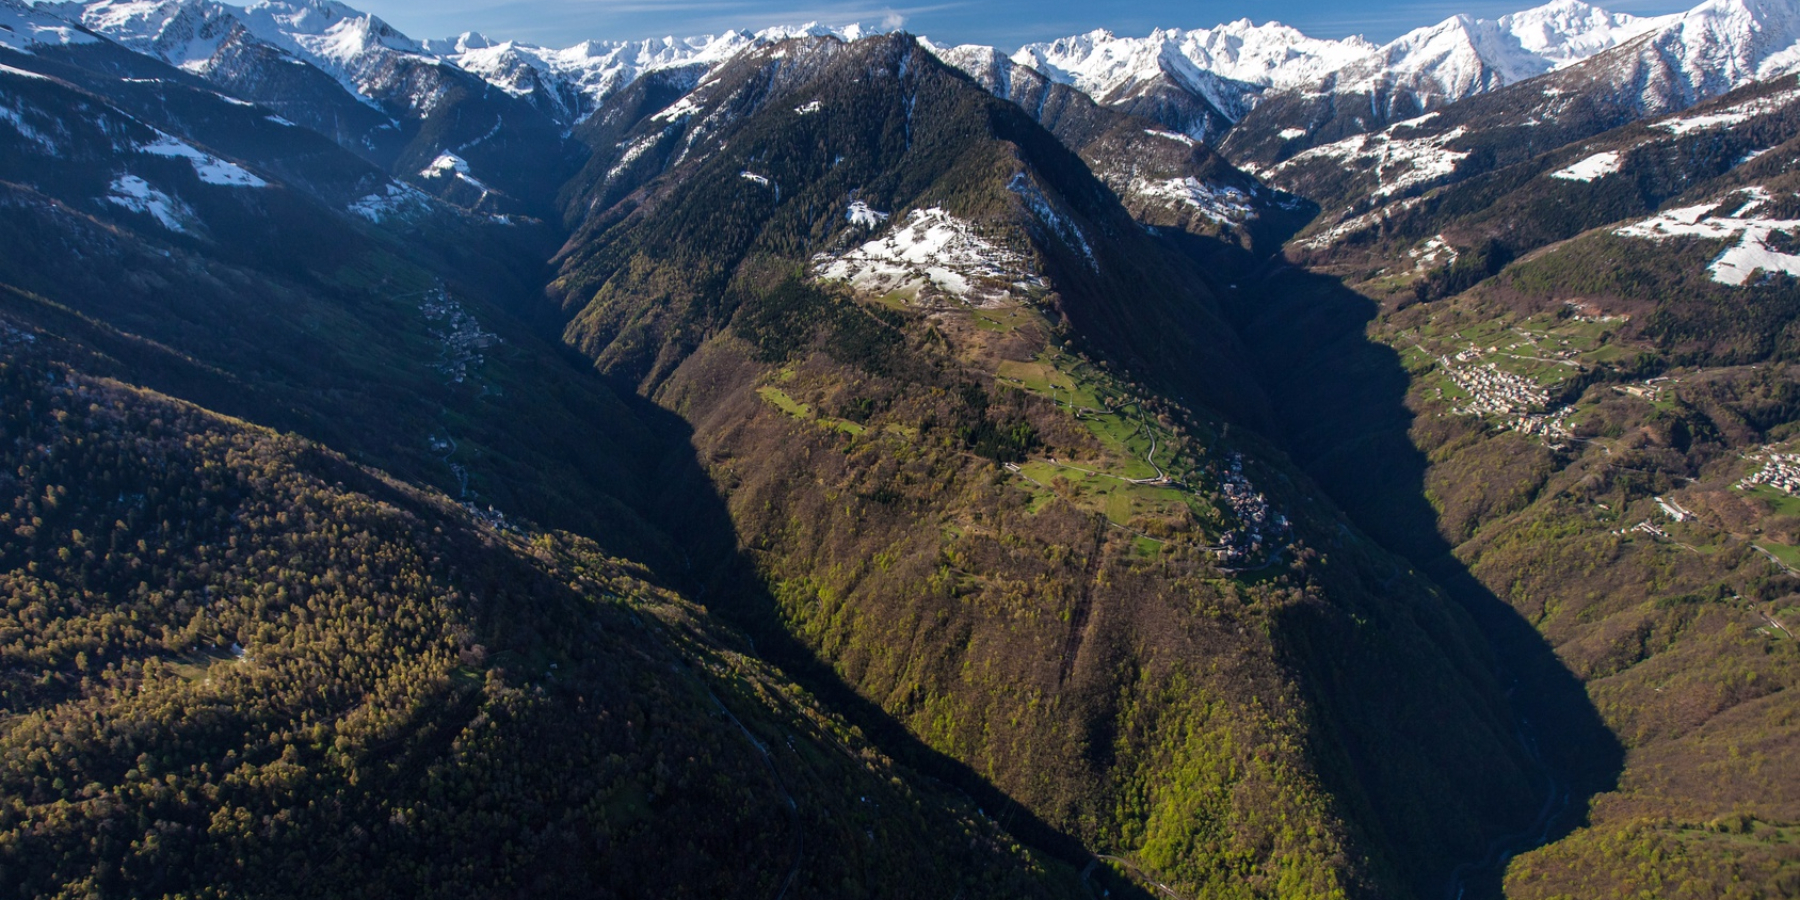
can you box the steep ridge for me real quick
[0,25,1093,897]
[552,32,1272,422]
[926,40,1314,254]
[549,31,1552,899]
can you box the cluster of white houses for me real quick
[1742,452,1800,494]
[1446,361,1552,415]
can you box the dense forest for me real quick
[0,333,1083,898]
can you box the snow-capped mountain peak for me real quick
[1499,0,1675,67]
[433,21,881,125]
[58,0,435,107]
[0,0,99,54]
[997,1,1687,139]
[1348,13,1541,98]
[1632,0,1800,101]
[1012,22,1376,100]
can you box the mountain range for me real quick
[6,0,1800,896]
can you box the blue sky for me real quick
[349,0,1701,48]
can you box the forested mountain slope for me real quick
[546,31,1554,900]
[0,18,1093,896]
[7,0,1779,897]
[0,325,1078,899]
[1226,40,1800,900]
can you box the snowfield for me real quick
[70,0,430,112]
[1279,124,1470,197]
[846,200,888,228]
[813,208,1042,307]
[419,151,495,196]
[1550,150,1623,181]
[1005,1,1669,129]
[348,180,432,222]
[1615,188,1800,285]
[1653,86,1800,135]
[140,133,268,186]
[1143,129,1196,146]
[106,174,193,232]
[420,151,470,178]
[1129,177,1259,224]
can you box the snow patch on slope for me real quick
[813,208,1042,307]
[348,180,431,222]
[1279,124,1469,197]
[1653,85,1800,134]
[1144,129,1195,146]
[1550,150,1623,181]
[846,200,888,228]
[1008,172,1094,266]
[106,174,194,232]
[140,132,268,186]
[1130,177,1258,224]
[1615,187,1800,285]
[0,1,98,54]
[0,99,57,152]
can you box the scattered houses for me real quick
[1214,452,1290,567]
[421,288,498,385]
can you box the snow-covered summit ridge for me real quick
[1500,0,1676,67]
[47,0,886,123]
[51,0,433,108]
[59,1,427,66]
[427,21,882,122]
[1013,19,1375,98]
[1622,0,1800,103]
[1005,1,1668,120]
